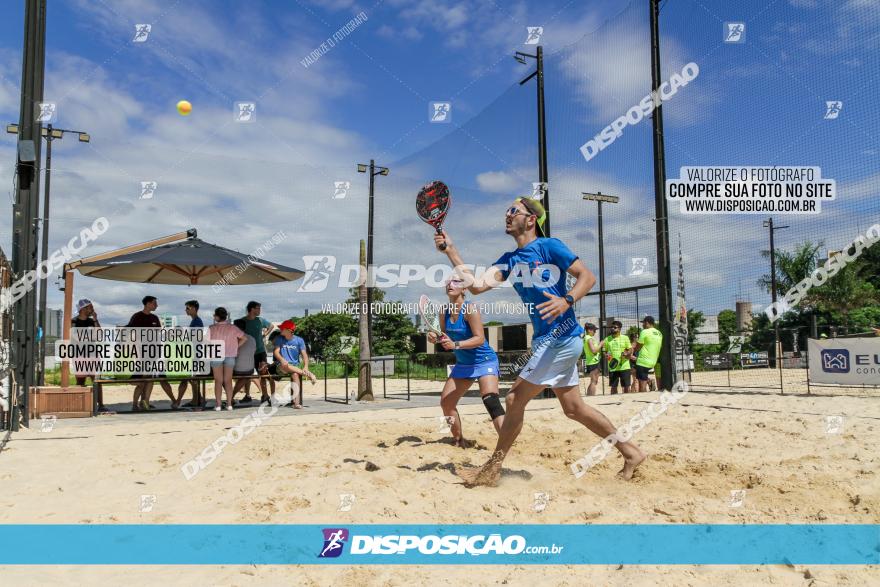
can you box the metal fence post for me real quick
[382,358,387,399]
[778,342,785,395]
[92,380,98,416]
[323,357,327,402]
[806,347,812,395]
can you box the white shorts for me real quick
[519,333,581,388]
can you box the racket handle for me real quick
[436,227,447,251]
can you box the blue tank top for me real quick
[443,301,497,365]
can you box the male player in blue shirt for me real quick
[434,197,646,486]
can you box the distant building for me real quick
[736,301,753,332]
[45,308,64,338]
[159,313,178,328]
[694,315,719,344]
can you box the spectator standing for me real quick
[177,300,206,407]
[208,307,247,411]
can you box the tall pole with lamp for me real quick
[515,46,550,236]
[356,160,389,353]
[7,123,91,385]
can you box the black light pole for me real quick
[8,123,91,385]
[10,0,47,430]
[764,217,788,365]
[516,46,550,236]
[583,192,619,343]
[649,0,675,391]
[357,160,389,352]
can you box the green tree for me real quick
[853,240,880,290]
[717,309,737,350]
[293,312,357,359]
[345,287,417,356]
[758,241,823,316]
[812,262,876,326]
[625,325,640,342]
[847,305,880,332]
[686,309,705,348]
[759,240,878,328]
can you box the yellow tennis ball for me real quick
[176,100,192,116]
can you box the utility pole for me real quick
[357,239,373,401]
[11,0,48,429]
[357,160,389,354]
[37,126,51,386]
[35,125,90,385]
[649,0,675,390]
[367,161,374,351]
[764,217,788,368]
[582,192,619,343]
[516,46,550,236]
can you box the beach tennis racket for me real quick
[418,295,444,337]
[607,354,620,370]
[416,180,451,251]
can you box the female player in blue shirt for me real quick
[434,197,645,486]
[428,276,505,447]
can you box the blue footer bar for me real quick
[0,525,877,565]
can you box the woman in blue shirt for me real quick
[428,276,505,447]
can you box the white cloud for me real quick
[376,24,423,41]
[475,170,520,193]
[556,6,714,127]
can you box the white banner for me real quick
[808,337,880,385]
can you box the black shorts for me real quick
[584,363,600,374]
[610,370,631,388]
[268,363,277,375]
[233,369,254,377]
[254,351,268,366]
[635,365,653,381]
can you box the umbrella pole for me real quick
[61,230,194,387]
[60,267,73,387]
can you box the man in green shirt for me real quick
[582,322,601,396]
[602,320,632,394]
[632,315,663,393]
[239,301,272,403]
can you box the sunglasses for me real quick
[505,206,533,218]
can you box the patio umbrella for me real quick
[74,237,303,285]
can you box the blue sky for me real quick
[0,0,878,326]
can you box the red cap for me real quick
[280,320,296,332]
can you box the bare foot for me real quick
[458,450,505,487]
[617,449,647,480]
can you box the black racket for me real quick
[416,180,451,251]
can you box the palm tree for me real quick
[759,241,877,328]
[758,241,822,313]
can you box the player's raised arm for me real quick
[433,229,505,295]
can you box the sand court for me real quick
[1,383,878,585]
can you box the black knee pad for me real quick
[482,393,505,419]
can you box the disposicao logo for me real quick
[318,528,348,558]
